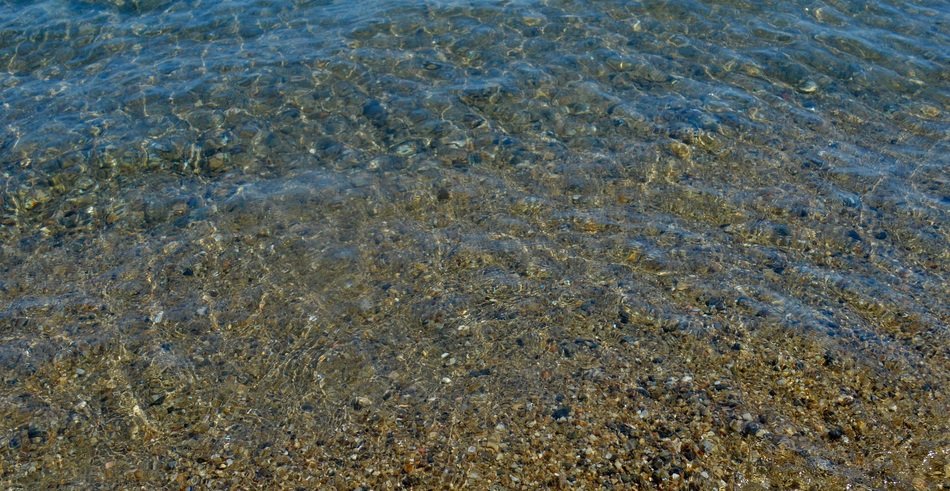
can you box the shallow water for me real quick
[1,0,948,488]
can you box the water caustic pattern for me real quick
[0,0,948,488]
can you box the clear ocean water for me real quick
[1,0,947,488]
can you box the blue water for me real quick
[1,0,948,487]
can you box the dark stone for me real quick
[741,421,761,436]
[802,157,825,169]
[469,368,492,378]
[847,230,862,242]
[27,426,42,439]
[682,445,696,460]
[610,421,637,438]
[362,100,388,127]
[574,338,599,350]
[436,187,450,201]
[559,342,574,358]
[705,297,725,311]
[552,406,571,420]
[828,427,844,441]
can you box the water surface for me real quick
[1,0,948,488]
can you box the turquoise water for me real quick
[1,0,948,488]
